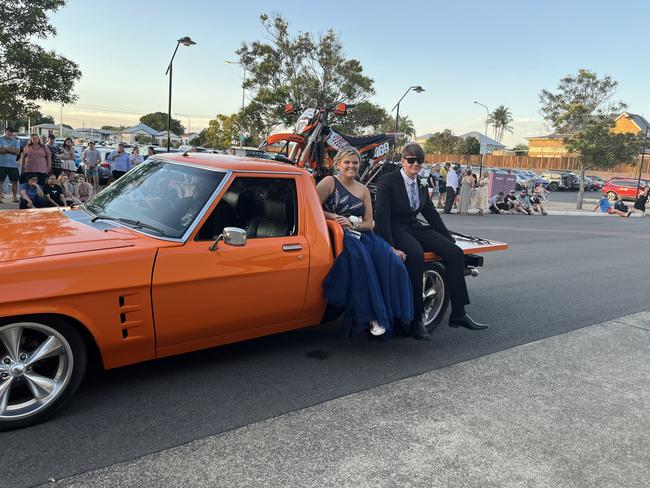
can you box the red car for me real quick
[601,178,647,201]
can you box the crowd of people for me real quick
[0,127,150,209]
[425,162,548,216]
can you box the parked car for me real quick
[587,175,605,191]
[517,169,549,189]
[601,178,648,201]
[0,153,507,430]
[539,170,580,191]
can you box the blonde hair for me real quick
[333,145,361,168]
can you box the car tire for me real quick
[423,262,450,333]
[549,182,558,191]
[0,319,87,431]
[606,191,617,201]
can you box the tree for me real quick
[189,136,201,146]
[424,130,461,154]
[488,105,513,143]
[540,69,633,209]
[458,136,481,155]
[513,143,529,155]
[330,102,388,135]
[236,14,375,139]
[6,110,54,130]
[539,69,626,134]
[200,113,242,149]
[0,0,81,118]
[381,114,416,149]
[101,125,124,131]
[566,119,644,208]
[139,112,184,135]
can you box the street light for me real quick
[225,60,248,147]
[165,36,196,152]
[473,101,490,178]
[391,85,425,135]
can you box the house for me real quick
[119,123,181,145]
[31,123,68,138]
[181,132,201,144]
[526,133,572,158]
[459,132,506,154]
[612,112,650,136]
[73,128,117,142]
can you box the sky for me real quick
[38,0,650,146]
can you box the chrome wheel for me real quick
[423,269,445,327]
[0,322,74,421]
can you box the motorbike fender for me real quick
[262,133,305,146]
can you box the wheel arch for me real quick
[0,313,104,371]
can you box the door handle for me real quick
[282,244,302,252]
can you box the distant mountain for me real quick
[415,133,433,141]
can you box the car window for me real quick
[196,176,298,241]
[89,159,226,239]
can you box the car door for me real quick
[151,173,310,355]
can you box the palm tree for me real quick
[488,106,514,143]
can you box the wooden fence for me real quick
[423,153,648,179]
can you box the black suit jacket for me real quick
[374,169,454,247]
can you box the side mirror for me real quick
[209,227,247,251]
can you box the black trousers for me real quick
[443,186,456,214]
[393,226,470,320]
[112,170,126,180]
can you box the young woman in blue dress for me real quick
[316,146,414,338]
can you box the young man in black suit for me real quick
[374,143,488,339]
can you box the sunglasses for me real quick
[404,157,424,165]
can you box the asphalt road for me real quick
[3,215,650,488]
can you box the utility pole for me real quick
[636,127,649,199]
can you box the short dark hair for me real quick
[4,127,14,132]
[401,142,425,159]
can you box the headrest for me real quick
[264,198,286,221]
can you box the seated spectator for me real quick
[43,174,67,207]
[515,190,533,215]
[58,173,81,205]
[488,192,508,214]
[629,186,648,217]
[503,190,517,213]
[593,196,628,217]
[19,174,51,209]
[74,174,94,203]
[530,188,548,215]
[613,196,629,213]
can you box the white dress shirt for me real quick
[400,168,420,209]
[446,169,459,190]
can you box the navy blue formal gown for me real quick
[323,178,414,336]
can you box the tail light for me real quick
[100,162,110,168]
[334,103,347,116]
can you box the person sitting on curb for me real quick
[629,186,648,217]
[19,174,51,209]
[593,196,628,217]
[613,195,629,214]
[488,192,508,214]
[515,190,533,215]
[504,190,517,213]
[530,188,548,215]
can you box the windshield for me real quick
[88,159,226,239]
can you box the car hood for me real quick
[0,208,141,263]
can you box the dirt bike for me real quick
[259,103,399,189]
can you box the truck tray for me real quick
[326,220,508,260]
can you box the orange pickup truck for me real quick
[0,154,506,430]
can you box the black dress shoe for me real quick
[411,320,432,340]
[449,314,489,330]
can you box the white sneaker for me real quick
[370,320,385,336]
